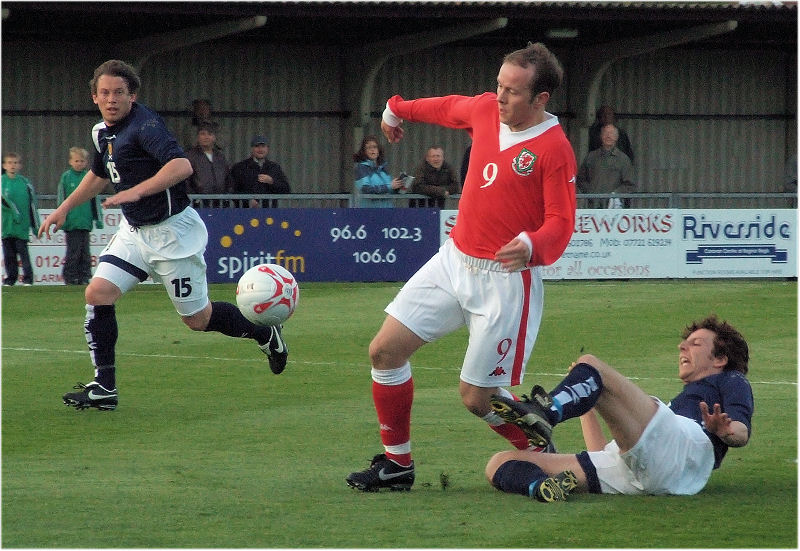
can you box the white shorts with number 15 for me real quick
[93,206,209,317]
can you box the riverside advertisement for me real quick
[441,208,796,280]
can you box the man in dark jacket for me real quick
[228,135,291,208]
[410,145,460,208]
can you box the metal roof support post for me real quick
[571,20,738,160]
[117,16,269,72]
[348,18,509,169]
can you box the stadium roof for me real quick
[2,1,796,49]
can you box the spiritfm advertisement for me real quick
[200,208,440,283]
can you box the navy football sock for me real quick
[85,304,117,388]
[492,460,549,497]
[548,362,603,423]
[95,366,116,390]
[205,301,272,345]
[85,304,117,368]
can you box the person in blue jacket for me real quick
[353,135,403,207]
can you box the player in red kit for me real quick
[346,43,577,492]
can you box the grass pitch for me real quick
[2,279,797,548]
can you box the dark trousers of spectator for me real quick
[193,198,230,209]
[233,198,279,208]
[409,197,445,208]
[63,229,91,285]
[2,236,33,285]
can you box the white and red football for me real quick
[235,264,299,326]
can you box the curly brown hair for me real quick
[90,59,141,96]
[682,314,749,375]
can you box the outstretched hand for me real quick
[699,401,733,438]
[381,120,404,143]
[700,401,750,447]
[38,210,66,240]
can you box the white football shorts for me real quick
[385,238,544,388]
[586,399,715,495]
[93,206,210,316]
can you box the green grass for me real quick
[2,280,797,547]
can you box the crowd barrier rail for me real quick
[35,192,797,210]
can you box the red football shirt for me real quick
[387,93,576,266]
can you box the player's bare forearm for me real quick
[580,409,607,451]
[65,171,108,209]
[103,158,192,207]
[39,172,108,238]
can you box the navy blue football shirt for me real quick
[668,370,754,469]
[91,102,190,227]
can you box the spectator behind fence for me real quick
[57,147,104,285]
[577,124,635,208]
[410,145,460,208]
[588,105,634,162]
[185,121,231,208]
[352,135,403,208]
[228,135,291,208]
[2,152,40,286]
[181,98,223,151]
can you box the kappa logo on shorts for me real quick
[512,147,537,176]
[488,366,507,377]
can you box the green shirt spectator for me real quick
[2,152,39,285]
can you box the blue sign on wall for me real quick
[200,208,441,283]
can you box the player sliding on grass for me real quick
[38,60,288,412]
[347,42,576,491]
[486,314,753,501]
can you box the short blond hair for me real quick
[69,147,89,160]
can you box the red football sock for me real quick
[485,390,528,450]
[490,423,531,450]
[372,377,414,466]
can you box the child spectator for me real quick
[57,147,104,284]
[2,152,40,286]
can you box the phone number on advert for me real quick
[35,255,99,268]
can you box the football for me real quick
[235,264,299,326]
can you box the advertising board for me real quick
[441,208,796,280]
[5,207,795,284]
